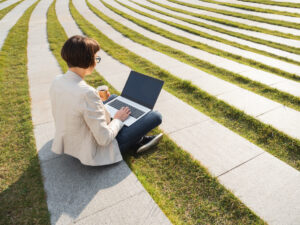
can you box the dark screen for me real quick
[121,71,164,109]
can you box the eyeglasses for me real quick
[95,56,101,63]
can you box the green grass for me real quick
[0,0,22,20]
[66,1,268,224]
[72,0,300,170]
[113,0,300,82]
[166,0,300,36]
[239,0,300,9]
[0,1,51,225]
[96,0,300,112]
[197,0,300,18]
[144,0,300,56]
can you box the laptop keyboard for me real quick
[108,99,145,119]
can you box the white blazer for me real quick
[49,70,123,166]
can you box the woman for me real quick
[49,35,163,166]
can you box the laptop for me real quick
[104,71,164,126]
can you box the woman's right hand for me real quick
[114,107,131,122]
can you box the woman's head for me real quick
[61,35,100,69]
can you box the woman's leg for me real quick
[116,110,162,154]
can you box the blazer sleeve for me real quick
[82,89,124,147]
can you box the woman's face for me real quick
[86,51,100,75]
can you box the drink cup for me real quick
[97,85,109,101]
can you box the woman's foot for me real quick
[136,133,163,153]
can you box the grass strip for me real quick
[239,0,300,9]
[0,0,22,19]
[98,0,300,113]
[0,1,51,225]
[73,0,300,171]
[115,0,300,81]
[65,1,267,224]
[197,0,300,18]
[132,0,300,63]
[114,0,300,82]
[166,0,300,36]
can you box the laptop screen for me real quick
[121,71,164,109]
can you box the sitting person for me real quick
[49,35,163,166]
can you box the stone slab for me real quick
[218,88,282,117]
[34,121,60,162]
[73,191,171,225]
[154,93,210,134]
[31,98,54,125]
[218,153,300,225]
[238,69,286,86]
[270,80,300,97]
[169,119,264,176]
[257,106,300,140]
[29,82,52,103]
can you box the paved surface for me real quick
[27,0,171,224]
[98,0,300,97]
[3,0,297,223]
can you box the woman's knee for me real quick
[152,111,162,126]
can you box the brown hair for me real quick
[61,35,100,69]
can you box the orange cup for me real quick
[97,85,109,101]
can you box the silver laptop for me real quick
[105,71,164,126]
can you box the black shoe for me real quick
[136,133,163,153]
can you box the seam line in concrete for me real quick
[167,118,210,135]
[72,190,145,224]
[255,105,283,118]
[217,151,265,178]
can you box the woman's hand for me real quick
[114,107,131,122]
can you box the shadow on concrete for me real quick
[1,139,133,225]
